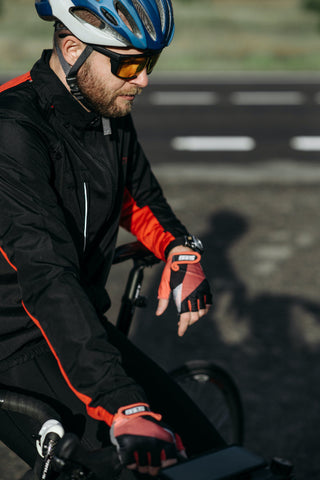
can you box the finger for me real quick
[189,310,200,325]
[178,308,206,335]
[161,458,178,469]
[187,297,198,312]
[147,466,161,476]
[177,312,191,337]
[128,463,161,476]
[156,298,169,316]
[197,297,211,317]
[138,466,151,475]
[198,296,211,311]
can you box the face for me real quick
[76,47,149,118]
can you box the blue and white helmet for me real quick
[35,0,174,50]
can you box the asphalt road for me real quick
[0,73,320,479]
[131,72,320,165]
[2,71,320,165]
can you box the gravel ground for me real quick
[1,177,319,479]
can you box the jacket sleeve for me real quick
[119,116,188,261]
[0,116,147,425]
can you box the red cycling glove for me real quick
[158,251,212,314]
[110,403,185,472]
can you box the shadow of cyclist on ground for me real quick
[131,207,320,358]
[130,207,320,480]
[130,209,251,366]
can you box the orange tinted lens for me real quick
[117,58,147,79]
[116,53,161,79]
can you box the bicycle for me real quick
[1,241,292,480]
[112,241,244,446]
[0,389,294,480]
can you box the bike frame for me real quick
[113,241,160,336]
[0,242,293,480]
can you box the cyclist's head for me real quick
[35,0,175,114]
[35,0,175,51]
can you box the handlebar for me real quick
[1,389,293,480]
[0,389,60,425]
[52,433,121,480]
[113,241,160,266]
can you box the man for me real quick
[0,0,223,476]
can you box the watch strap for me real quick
[165,234,204,258]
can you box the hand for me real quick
[156,250,212,336]
[110,403,185,476]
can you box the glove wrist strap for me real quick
[169,251,201,271]
[114,403,162,423]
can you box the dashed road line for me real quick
[148,89,309,106]
[149,91,218,105]
[290,136,320,151]
[229,91,305,106]
[171,136,256,151]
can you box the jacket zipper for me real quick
[83,182,88,252]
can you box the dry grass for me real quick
[1,0,320,72]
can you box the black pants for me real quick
[0,321,226,467]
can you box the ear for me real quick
[60,35,86,65]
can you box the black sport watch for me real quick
[166,234,204,257]
[183,234,204,254]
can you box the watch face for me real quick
[185,235,204,254]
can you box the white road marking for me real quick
[149,91,218,105]
[290,136,320,151]
[230,91,305,105]
[171,136,256,151]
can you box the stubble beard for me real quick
[76,61,141,118]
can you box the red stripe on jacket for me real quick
[0,72,32,93]
[120,188,175,261]
[0,247,114,426]
[0,247,18,272]
[21,301,114,425]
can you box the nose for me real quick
[130,68,149,88]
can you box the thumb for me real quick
[156,298,169,316]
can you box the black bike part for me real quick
[53,433,122,480]
[0,390,64,479]
[170,360,244,446]
[113,242,160,336]
[113,241,160,266]
[160,446,271,480]
[116,263,146,336]
[0,389,60,425]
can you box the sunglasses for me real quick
[91,46,162,80]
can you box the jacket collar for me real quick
[30,50,101,130]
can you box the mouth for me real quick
[119,88,142,101]
[120,94,136,101]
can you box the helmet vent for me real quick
[101,8,118,27]
[154,0,166,30]
[114,1,141,38]
[70,8,105,30]
[131,0,156,41]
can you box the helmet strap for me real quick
[54,38,94,110]
[66,45,93,102]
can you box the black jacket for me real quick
[0,50,187,424]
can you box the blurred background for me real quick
[1,1,320,480]
[1,0,320,73]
